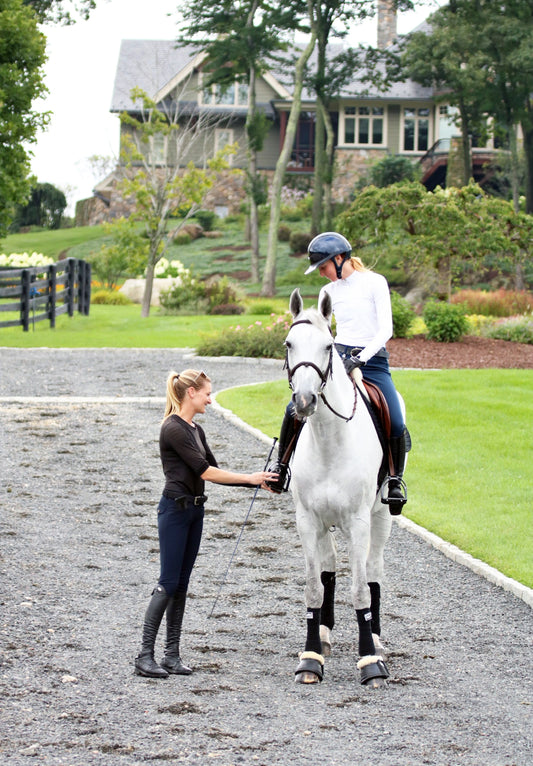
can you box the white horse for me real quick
[285,288,393,687]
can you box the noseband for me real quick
[285,319,357,422]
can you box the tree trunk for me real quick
[320,98,335,231]
[311,101,325,236]
[521,110,533,215]
[141,260,156,318]
[246,60,260,283]
[261,20,317,296]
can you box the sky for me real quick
[30,0,441,215]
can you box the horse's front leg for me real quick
[366,500,392,660]
[294,519,332,684]
[348,516,390,689]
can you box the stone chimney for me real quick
[377,0,397,49]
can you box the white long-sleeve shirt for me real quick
[319,269,393,363]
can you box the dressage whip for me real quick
[208,437,278,618]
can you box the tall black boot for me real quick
[386,430,408,515]
[160,591,192,675]
[265,404,301,494]
[134,584,170,678]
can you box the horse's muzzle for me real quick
[292,391,317,418]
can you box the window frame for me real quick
[338,103,386,148]
[401,105,432,153]
[200,76,249,108]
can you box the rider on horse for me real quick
[267,232,409,514]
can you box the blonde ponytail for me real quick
[163,369,210,420]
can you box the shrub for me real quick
[172,231,192,246]
[196,313,291,358]
[391,290,416,338]
[450,289,533,317]
[423,300,469,342]
[289,231,313,255]
[209,303,245,315]
[0,251,53,268]
[159,272,245,315]
[194,209,216,231]
[278,224,291,242]
[205,276,244,314]
[482,315,533,344]
[91,289,133,305]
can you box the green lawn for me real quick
[0,304,279,347]
[216,370,533,589]
[2,226,109,260]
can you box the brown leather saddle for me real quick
[361,380,395,478]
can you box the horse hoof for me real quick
[295,652,324,684]
[320,625,332,657]
[363,675,387,689]
[295,670,321,684]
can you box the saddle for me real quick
[360,380,395,479]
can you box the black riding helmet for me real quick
[305,231,352,279]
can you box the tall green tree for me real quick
[0,0,48,240]
[12,181,67,230]
[403,0,533,213]
[178,0,306,282]
[23,0,95,24]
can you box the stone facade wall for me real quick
[333,147,388,202]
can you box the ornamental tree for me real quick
[336,181,533,298]
[116,88,235,317]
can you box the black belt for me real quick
[163,491,207,507]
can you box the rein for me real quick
[285,319,358,423]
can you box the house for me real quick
[79,4,497,225]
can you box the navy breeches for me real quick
[157,495,204,596]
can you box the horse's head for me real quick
[285,289,336,419]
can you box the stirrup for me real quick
[265,462,291,494]
[380,476,407,514]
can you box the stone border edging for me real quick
[211,389,533,609]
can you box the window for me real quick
[403,107,430,152]
[215,128,234,162]
[201,79,249,107]
[342,106,384,146]
[148,132,166,165]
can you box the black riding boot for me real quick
[134,584,170,678]
[265,404,301,494]
[160,591,192,675]
[386,430,408,515]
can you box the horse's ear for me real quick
[319,291,332,324]
[290,288,303,318]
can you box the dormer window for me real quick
[201,79,249,107]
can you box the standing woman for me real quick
[135,369,277,678]
[267,232,409,514]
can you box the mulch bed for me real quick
[388,334,533,369]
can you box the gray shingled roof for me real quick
[110,40,200,112]
[111,37,434,113]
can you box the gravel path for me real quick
[1,348,531,766]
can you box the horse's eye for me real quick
[284,341,291,349]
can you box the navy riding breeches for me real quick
[157,495,204,596]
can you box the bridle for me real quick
[285,319,357,422]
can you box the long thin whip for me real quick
[208,437,278,618]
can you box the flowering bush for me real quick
[450,289,533,317]
[482,315,533,345]
[0,252,53,268]
[196,313,291,358]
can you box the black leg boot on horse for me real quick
[265,403,303,494]
[160,591,192,675]
[134,585,170,678]
[384,428,409,515]
[295,607,324,684]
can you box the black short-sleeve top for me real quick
[159,415,218,497]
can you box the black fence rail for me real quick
[0,258,91,331]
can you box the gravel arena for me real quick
[1,347,532,766]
